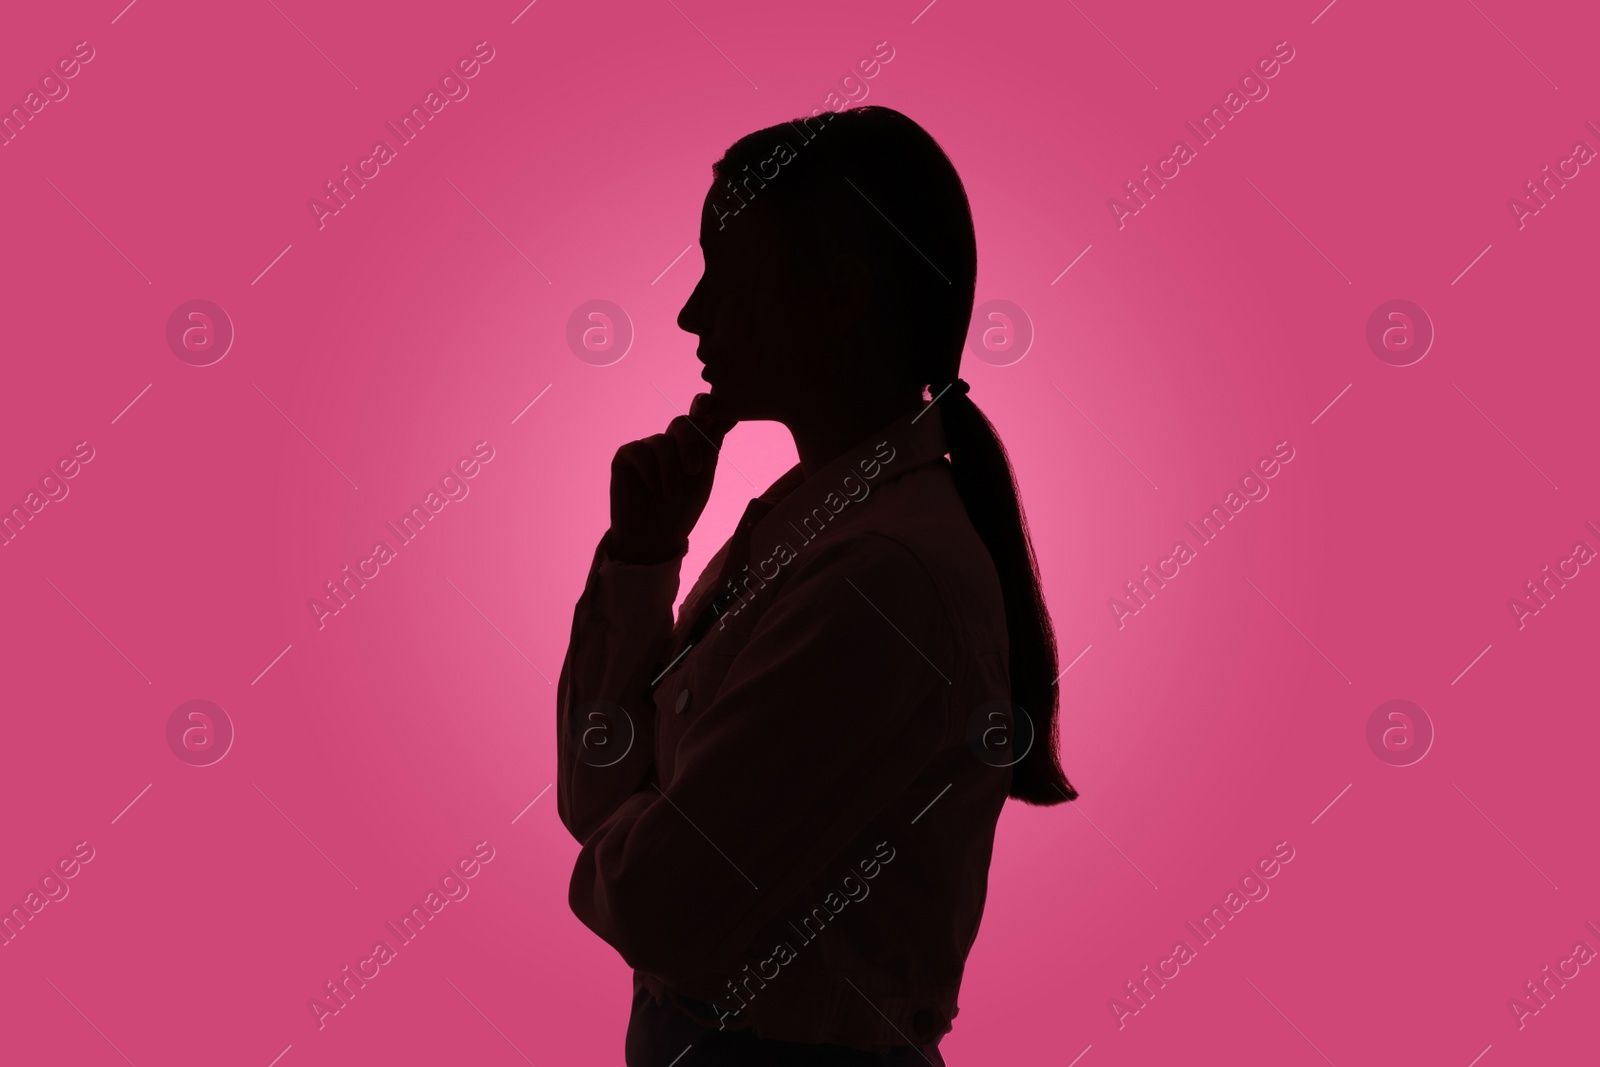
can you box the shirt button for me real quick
[674,688,690,714]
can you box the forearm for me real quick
[555,530,683,843]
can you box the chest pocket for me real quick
[654,642,742,788]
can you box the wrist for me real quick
[603,528,687,566]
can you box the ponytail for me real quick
[937,387,1078,805]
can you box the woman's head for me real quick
[680,106,1078,807]
[678,106,976,424]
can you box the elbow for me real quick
[615,927,694,977]
[570,861,708,976]
[555,780,596,844]
[557,779,647,847]
[556,789,584,843]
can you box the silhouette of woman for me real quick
[556,106,1077,1066]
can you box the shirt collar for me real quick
[738,401,950,571]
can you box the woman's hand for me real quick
[607,393,737,564]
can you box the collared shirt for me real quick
[555,402,1014,1052]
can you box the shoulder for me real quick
[794,460,1008,654]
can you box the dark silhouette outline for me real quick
[584,105,1080,1066]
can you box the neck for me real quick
[786,389,922,476]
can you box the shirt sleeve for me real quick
[566,532,956,981]
[554,530,683,844]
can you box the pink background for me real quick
[2,0,1596,1064]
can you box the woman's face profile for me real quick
[678,183,836,426]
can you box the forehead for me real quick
[697,182,797,261]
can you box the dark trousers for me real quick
[624,977,947,1067]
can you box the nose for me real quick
[677,270,706,337]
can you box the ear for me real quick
[819,251,874,333]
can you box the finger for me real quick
[689,392,737,444]
[653,435,688,504]
[665,415,710,476]
[618,441,662,497]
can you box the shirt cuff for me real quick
[590,530,686,625]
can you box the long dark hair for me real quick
[711,106,1077,806]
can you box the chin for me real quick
[705,382,752,421]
